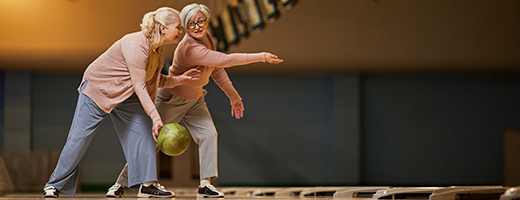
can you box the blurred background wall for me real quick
[1,0,520,190]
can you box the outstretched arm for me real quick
[186,44,283,68]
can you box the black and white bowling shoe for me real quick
[43,186,59,198]
[105,183,124,198]
[137,182,175,198]
[197,184,224,198]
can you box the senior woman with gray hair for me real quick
[106,3,283,198]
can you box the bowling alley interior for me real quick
[1,0,520,199]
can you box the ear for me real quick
[160,25,167,34]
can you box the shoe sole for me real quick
[197,193,224,198]
[44,193,58,198]
[137,193,175,198]
[105,195,123,198]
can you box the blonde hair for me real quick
[141,7,180,51]
[180,3,211,29]
[141,7,179,81]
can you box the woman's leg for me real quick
[45,82,107,196]
[182,93,223,198]
[109,93,175,197]
[110,93,157,188]
[182,94,218,180]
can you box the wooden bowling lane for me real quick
[0,185,516,200]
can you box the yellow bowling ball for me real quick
[157,123,190,156]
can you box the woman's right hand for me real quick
[152,120,164,142]
[265,52,284,64]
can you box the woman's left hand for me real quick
[179,68,201,84]
[231,100,244,119]
[265,52,284,64]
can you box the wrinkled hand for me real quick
[265,52,284,64]
[231,100,244,119]
[152,120,164,142]
[179,68,201,84]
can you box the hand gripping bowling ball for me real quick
[157,123,190,156]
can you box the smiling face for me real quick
[161,17,183,45]
[187,11,208,40]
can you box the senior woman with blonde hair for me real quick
[43,7,200,198]
[106,3,283,198]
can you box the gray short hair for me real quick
[180,3,211,29]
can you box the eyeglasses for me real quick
[188,19,207,29]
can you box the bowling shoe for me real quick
[105,183,124,198]
[197,184,224,198]
[137,182,175,198]
[43,186,59,198]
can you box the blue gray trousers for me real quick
[45,81,157,195]
[115,88,218,186]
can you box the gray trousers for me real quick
[116,88,218,186]
[45,81,157,195]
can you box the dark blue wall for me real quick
[361,74,520,186]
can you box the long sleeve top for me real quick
[165,32,265,104]
[80,32,182,123]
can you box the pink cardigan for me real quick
[165,32,265,104]
[80,32,181,123]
